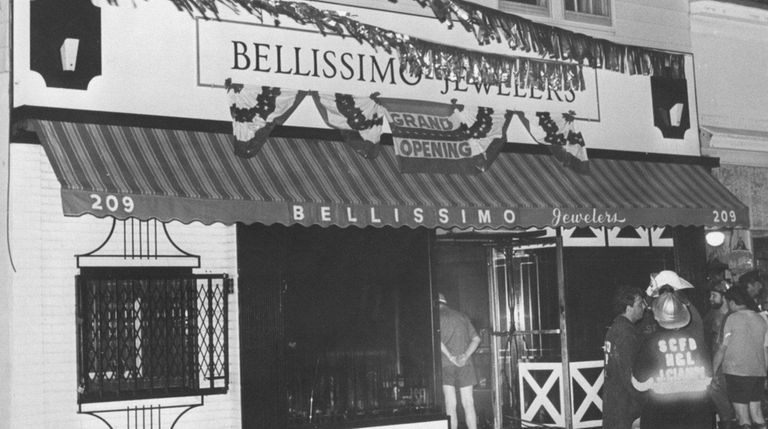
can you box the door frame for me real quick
[485,235,571,429]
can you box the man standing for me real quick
[632,287,712,429]
[705,280,735,429]
[439,292,481,429]
[713,286,768,429]
[705,280,730,350]
[602,285,645,429]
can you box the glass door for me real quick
[487,236,570,429]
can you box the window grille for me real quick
[76,272,230,403]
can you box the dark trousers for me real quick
[709,372,735,422]
[602,387,639,429]
[641,397,712,429]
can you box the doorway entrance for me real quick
[487,237,569,429]
[432,235,568,429]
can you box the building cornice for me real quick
[701,124,768,167]
[691,0,768,27]
[703,147,768,167]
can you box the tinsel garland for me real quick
[399,39,585,90]
[392,0,685,79]
[107,0,585,90]
[106,0,681,86]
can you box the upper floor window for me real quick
[500,0,550,16]
[500,0,611,25]
[564,0,611,25]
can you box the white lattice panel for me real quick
[518,360,606,429]
[519,362,565,427]
[569,360,604,428]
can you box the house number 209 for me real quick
[712,210,736,223]
[90,194,135,213]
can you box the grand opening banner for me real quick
[227,80,589,173]
[380,98,511,174]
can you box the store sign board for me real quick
[64,189,750,229]
[196,19,600,119]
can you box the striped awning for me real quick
[32,119,749,229]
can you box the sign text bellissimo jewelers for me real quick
[196,19,600,118]
[229,41,577,102]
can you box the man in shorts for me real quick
[439,292,481,429]
[713,286,768,429]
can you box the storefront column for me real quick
[672,226,707,288]
[237,224,289,428]
[556,237,573,429]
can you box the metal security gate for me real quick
[76,273,230,403]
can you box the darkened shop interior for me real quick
[283,226,436,425]
[238,225,439,429]
[565,247,675,360]
[238,224,699,429]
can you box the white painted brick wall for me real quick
[8,144,242,429]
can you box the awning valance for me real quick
[32,119,749,229]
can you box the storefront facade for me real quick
[5,1,749,429]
